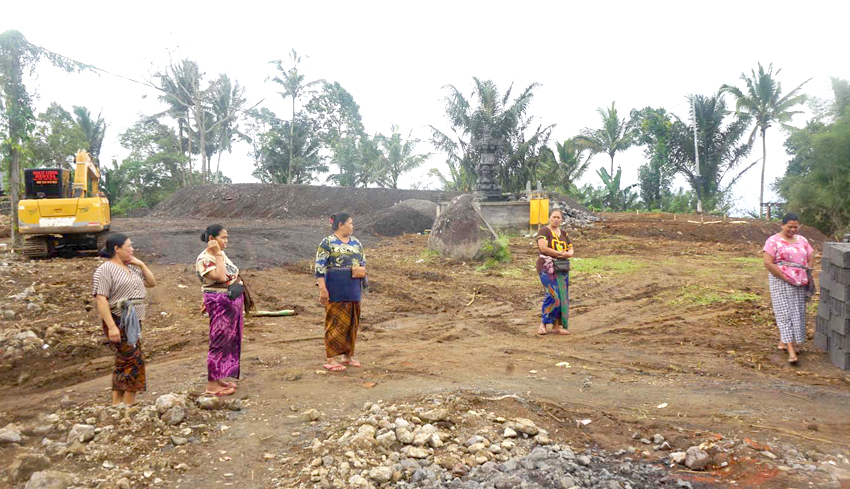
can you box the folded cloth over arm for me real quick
[117,298,144,347]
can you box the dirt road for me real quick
[1,213,849,488]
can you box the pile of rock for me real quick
[293,399,690,489]
[0,392,242,488]
[551,200,601,229]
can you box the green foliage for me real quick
[574,101,635,176]
[720,62,810,217]
[375,125,430,189]
[666,93,753,213]
[270,49,325,185]
[246,108,327,184]
[104,117,187,210]
[630,107,675,209]
[669,285,760,306]
[776,79,850,236]
[596,166,638,211]
[477,235,512,269]
[570,256,645,275]
[72,106,106,162]
[26,103,88,168]
[538,140,593,196]
[430,78,552,192]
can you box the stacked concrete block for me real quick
[817,243,850,369]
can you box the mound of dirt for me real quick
[358,200,439,237]
[152,184,457,220]
[596,213,831,247]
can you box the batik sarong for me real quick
[540,271,569,328]
[104,314,146,392]
[325,302,360,357]
[203,292,244,380]
[769,274,807,344]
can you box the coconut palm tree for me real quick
[720,63,810,217]
[72,106,106,163]
[270,50,325,184]
[538,139,594,194]
[376,125,431,189]
[574,101,634,176]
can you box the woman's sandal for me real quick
[788,357,799,364]
[551,328,570,335]
[341,360,362,368]
[323,363,347,372]
[204,387,236,397]
[537,325,548,335]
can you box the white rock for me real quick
[396,427,414,445]
[66,424,96,444]
[503,427,518,438]
[303,409,322,421]
[161,406,186,426]
[376,431,397,448]
[685,446,710,470]
[0,424,23,444]
[368,466,393,483]
[24,470,75,489]
[155,394,183,415]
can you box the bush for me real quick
[477,235,512,269]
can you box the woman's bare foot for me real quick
[537,324,549,335]
[217,379,238,389]
[777,342,787,351]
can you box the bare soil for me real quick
[0,212,848,488]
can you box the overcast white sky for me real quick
[3,1,847,214]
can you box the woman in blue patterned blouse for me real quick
[315,213,366,372]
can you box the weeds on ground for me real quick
[476,236,512,271]
[570,256,645,276]
[669,285,761,306]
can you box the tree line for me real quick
[2,29,848,238]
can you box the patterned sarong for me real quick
[204,292,244,380]
[325,302,360,357]
[104,314,146,392]
[540,271,569,328]
[768,274,807,344]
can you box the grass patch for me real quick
[570,256,646,275]
[728,256,763,266]
[669,285,761,306]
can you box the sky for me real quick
[3,0,848,215]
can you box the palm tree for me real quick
[575,101,634,176]
[376,125,431,188]
[429,78,552,192]
[539,140,594,194]
[211,74,247,182]
[72,106,106,163]
[720,63,810,217]
[270,49,324,184]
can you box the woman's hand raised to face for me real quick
[206,238,222,256]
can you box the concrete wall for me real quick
[438,200,534,232]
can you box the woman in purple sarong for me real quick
[196,224,243,396]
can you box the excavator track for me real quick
[95,232,108,253]
[21,237,50,259]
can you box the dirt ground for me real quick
[1,212,849,488]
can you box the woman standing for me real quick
[93,234,157,405]
[196,224,243,396]
[763,213,815,364]
[315,213,366,372]
[536,209,574,336]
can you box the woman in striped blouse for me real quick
[93,233,157,405]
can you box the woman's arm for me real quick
[537,238,569,259]
[128,257,157,287]
[763,252,790,282]
[96,295,120,343]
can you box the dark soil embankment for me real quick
[152,184,458,220]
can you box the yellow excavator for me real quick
[17,150,111,258]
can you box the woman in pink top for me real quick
[763,213,815,364]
